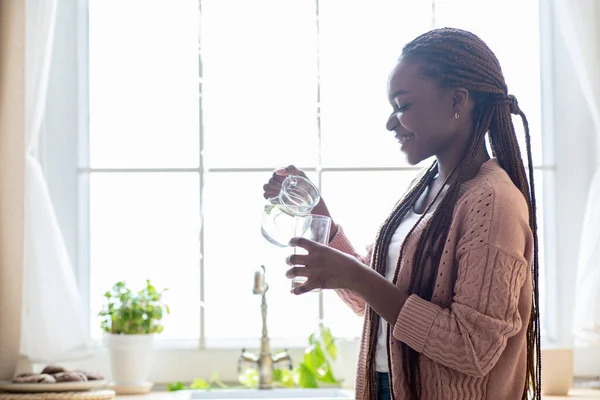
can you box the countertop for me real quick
[114,389,600,400]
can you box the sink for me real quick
[189,388,353,400]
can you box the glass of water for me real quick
[290,214,332,290]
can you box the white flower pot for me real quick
[105,333,154,393]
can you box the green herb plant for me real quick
[99,280,170,334]
[168,325,339,391]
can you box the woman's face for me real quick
[386,58,469,165]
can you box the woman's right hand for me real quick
[262,165,309,202]
[262,165,337,241]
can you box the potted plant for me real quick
[98,280,169,394]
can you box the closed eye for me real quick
[390,104,411,118]
[397,103,411,112]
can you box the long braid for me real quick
[373,28,541,399]
[365,163,436,395]
[399,108,494,400]
[490,100,541,399]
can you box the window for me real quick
[44,0,553,380]
[83,0,550,346]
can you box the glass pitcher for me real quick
[260,175,321,247]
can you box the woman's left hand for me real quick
[285,237,366,295]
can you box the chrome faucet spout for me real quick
[237,266,292,390]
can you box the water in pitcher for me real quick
[261,175,320,247]
[260,175,330,291]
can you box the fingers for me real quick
[285,266,309,278]
[263,176,284,199]
[285,254,310,267]
[271,172,285,183]
[291,281,319,295]
[285,238,323,295]
[275,165,305,178]
[289,237,321,251]
[264,165,309,200]
[263,185,279,200]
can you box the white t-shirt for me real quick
[375,209,421,372]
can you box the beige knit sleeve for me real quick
[328,225,369,316]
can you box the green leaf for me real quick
[305,342,337,383]
[321,327,337,361]
[295,363,318,388]
[209,372,228,389]
[301,326,339,385]
[238,369,258,389]
[190,378,209,390]
[317,364,337,384]
[274,369,295,388]
[303,342,326,374]
[167,381,185,392]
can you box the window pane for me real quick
[321,171,416,338]
[201,0,319,169]
[434,0,543,166]
[203,172,319,343]
[319,1,432,167]
[89,173,201,340]
[89,0,200,168]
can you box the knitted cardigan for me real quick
[330,159,533,399]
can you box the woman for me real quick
[263,28,541,400]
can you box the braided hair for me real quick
[370,28,541,399]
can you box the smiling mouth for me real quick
[396,133,415,145]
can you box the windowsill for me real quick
[541,389,600,400]
[30,338,361,386]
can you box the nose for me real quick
[386,111,399,131]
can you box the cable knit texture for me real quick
[329,159,533,400]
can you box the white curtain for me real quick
[559,0,600,346]
[23,0,90,362]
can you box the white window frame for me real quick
[41,0,599,382]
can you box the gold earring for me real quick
[454,112,460,120]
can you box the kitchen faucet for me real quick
[238,265,293,389]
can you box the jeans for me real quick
[376,372,391,400]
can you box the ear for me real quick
[451,88,469,113]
